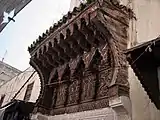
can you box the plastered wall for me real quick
[33,107,114,120]
[125,0,160,120]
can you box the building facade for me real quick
[0,61,21,86]
[0,67,40,107]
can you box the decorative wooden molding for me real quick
[29,0,133,116]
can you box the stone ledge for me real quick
[109,96,132,120]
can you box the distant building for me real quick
[0,67,40,120]
[0,67,40,107]
[0,61,21,86]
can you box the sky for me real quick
[0,0,71,71]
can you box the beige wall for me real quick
[124,0,160,45]
[0,67,40,106]
[128,68,160,120]
[124,0,160,120]
[132,0,160,43]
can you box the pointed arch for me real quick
[70,57,85,77]
[57,64,71,82]
[49,69,58,84]
[88,49,103,72]
[74,57,85,76]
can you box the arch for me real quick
[60,33,64,40]
[49,69,58,83]
[61,64,70,81]
[73,23,79,31]
[73,57,85,76]
[43,45,47,54]
[80,18,86,28]
[49,41,52,47]
[39,48,42,55]
[29,59,45,108]
[66,28,71,37]
[57,64,71,81]
[88,49,102,72]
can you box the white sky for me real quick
[0,0,71,71]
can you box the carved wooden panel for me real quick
[67,78,80,105]
[97,47,113,98]
[97,67,112,98]
[81,71,96,102]
[55,84,68,107]
[50,98,109,115]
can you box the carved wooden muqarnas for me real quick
[29,0,132,116]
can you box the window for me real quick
[24,82,34,102]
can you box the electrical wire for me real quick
[0,67,35,102]
[131,41,155,65]
[16,73,37,99]
[11,71,36,101]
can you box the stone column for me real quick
[109,96,132,120]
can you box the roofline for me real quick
[0,61,22,73]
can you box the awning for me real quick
[125,37,160,109]
[0,100,35,120]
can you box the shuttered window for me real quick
[24,82,34,102]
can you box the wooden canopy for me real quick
[125,38,160,109]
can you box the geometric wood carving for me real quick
[81,70,96,101]
[29,0,132,116]
[55,84,68,107]
[67,79,80,105]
